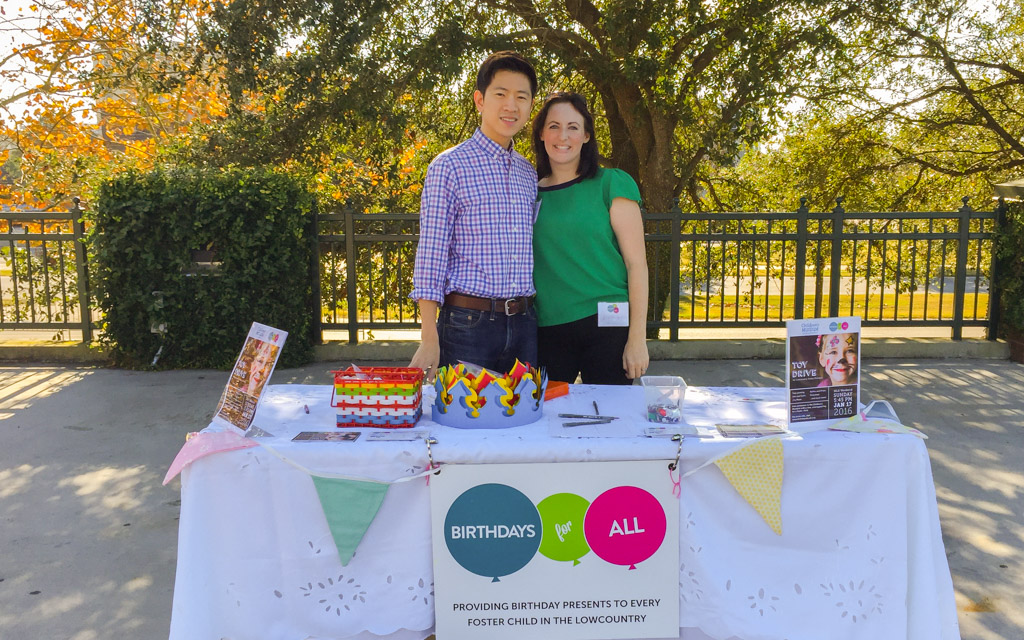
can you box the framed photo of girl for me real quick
[785,317,861,426]
[213,322,288,432]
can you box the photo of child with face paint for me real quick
[786,317,860,423]
[815,332,859,387]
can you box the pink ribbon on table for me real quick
[162,430,259,485]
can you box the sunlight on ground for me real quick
[0,367,91,410]
[57,466,147,512]
[0,463,47,498]
[6,577,153,640]
[929,450,1023,501]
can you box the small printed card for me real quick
[716,423,789,438]
[643,425,717,438]
[364,429,430,442]
[597,301,630,327]
[292,431,362,442]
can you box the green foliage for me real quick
[2,241,80,340]
[89,166,315,368]
[995,201,1024,335]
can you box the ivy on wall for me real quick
[89,167,315,368]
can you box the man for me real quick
[409,51,539,378]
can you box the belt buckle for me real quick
[504,298,516,316]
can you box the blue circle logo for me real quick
[444,484,542,581]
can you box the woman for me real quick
[531,92,649,384]
[245,340,277,396]
[816,332,858,386]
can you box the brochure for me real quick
[364,429,429,442]
[213,322,288,432]
[716,423,790,438]
[292,431,362,442]
[786,316,860,426]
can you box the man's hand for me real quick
[411,299,441,381]
[410,341,440,382]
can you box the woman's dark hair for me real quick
[476,51,538,98]
[532,92,599,181]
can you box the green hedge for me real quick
[996,201,1024,338]
[89,167,315,368]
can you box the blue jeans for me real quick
[438,304,538,372]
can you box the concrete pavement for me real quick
[0,358,1021,639]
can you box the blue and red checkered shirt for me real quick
[411,128,538,304]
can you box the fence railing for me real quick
[316,198,1006,344]
[0,199,92,340]
[0,198,1005,346]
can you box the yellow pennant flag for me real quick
[714,438,784,535]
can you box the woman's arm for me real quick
[609,196,649,379]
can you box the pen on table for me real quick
[593,400,600,414]
[304,404,309,414]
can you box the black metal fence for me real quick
[316,198,1006,344]
[0,198,1006,346]
[0,199,92,340]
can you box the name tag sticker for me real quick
[597,301,629,327]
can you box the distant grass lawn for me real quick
[676,292,990,321]
[318,291,991,327]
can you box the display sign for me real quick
[786,316,860,426]
[213,322,287,432]
[429,461,679,640]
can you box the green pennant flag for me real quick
[311,476,390,566]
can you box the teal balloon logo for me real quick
[537,493,591,565]
[444,484,541,581]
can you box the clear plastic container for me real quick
[640,376,687,423]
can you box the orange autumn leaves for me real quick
[1,0,228,209]
[1,0,427,212]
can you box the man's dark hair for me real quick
[532,92,600,181]
[475,51,538,98]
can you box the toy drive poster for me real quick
[786,317,860,426]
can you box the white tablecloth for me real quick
[169,385,960,640]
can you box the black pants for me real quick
[537,314,631,385]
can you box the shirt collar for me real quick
[470,127,515,158]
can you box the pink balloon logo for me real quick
[583,486,666,570]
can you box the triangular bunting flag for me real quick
[162,431,259,485]
[311,476,390,565]
[714,438,784,535]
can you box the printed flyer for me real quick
[429,461,679,640]
[786,316,860,426]
[213,322,287,432]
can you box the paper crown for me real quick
[432,360,547,429]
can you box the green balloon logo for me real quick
[537,493,591,566]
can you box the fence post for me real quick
[308,201,323,346]
[669,199,682,341]
[344,205,359,345]
[70,197,92,343]
[986,197,1008,341]
[828,197,844,318]
[794,197,809,320]
[952,197,972,341]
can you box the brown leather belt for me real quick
[444,292,532,316]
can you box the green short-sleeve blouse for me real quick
[532,167,642,327]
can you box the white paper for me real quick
[597,301,629,327]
